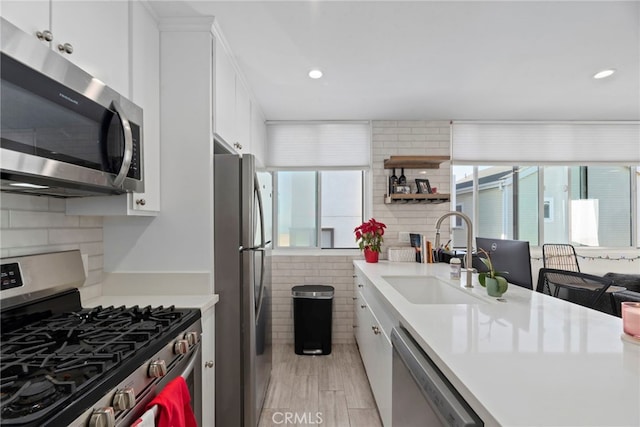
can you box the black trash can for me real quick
[292,285,334,355]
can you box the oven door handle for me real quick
[180,343,201,379]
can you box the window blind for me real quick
[451,121,640,164]
[266,121,371,168]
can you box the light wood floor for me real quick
[258,344,383,427]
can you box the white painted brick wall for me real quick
[271,254,358,344]
[270,120,454,344]
[0,193,104,286]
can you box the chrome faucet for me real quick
[435,211,474,288]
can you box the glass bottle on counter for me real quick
[389,168,398,194]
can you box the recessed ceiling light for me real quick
[593,69,616,79]
[308,69,323,79]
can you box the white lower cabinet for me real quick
[201,306,215,426]
[354,272,392,427]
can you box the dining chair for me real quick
[542,244,580,272]
[610,290,640,317]
[536,268,616,313]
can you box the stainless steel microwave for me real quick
[0,18,144,197]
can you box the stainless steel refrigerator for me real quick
[214,153,272,427]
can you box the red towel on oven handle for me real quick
[145,376,197,427]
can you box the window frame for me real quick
[453,164,638,248]
[272,168,368,250]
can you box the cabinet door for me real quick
[235,79,251,153]
[214,37,237,147]
[1,1,50,39]
[51,0,129,95]
[129,1,160,213]
[357,297,392,427]
[201,307,215,426]
[251,103,266,166]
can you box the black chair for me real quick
[610,290,640,317]
[536,268,616,314]
[542,244,580,272]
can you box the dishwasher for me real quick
[391,326,483,427]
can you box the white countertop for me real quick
[83,294,218,313]
[354,260,640,427]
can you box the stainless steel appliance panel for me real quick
[215,153,272,427]
[391,326,483,427]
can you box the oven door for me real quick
[118,342,203,427]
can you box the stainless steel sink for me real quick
[381,275,485,304]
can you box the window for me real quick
[275,170,363,248]
[267,121,371,250]
[451,121,639,247]
[453,165,636,247]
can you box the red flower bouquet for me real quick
[354,218,387,253]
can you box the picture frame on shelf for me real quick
[415,178,432,194]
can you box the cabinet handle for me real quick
[136,198,146,206]
[58,43,74,54]
[352,274,357,278]
[352,325,358,328]
[204,361,214,368]
[360,304,367,309]
[358,284,363,288]
[352,297,357,300]
[372,325,381,335]
[36,30,53,42]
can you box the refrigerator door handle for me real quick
[239,241,271,252]
[253,173,267,323]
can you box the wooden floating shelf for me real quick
[384,193,450,204]
[383,155,450,169]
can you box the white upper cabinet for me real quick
[214,36,238,148]
[1,1,50,37]
[235,79,252,154]
[126,1,161,213]
[2,0,129,96]
[213,34,259,159]
[251,103,266,166]
[51,1,129,95]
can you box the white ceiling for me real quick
[149,1,640,121]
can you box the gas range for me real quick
[0,251,202,427]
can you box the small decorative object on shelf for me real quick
[415,178,431,194]
[477,248,509,297]
[398,168,406,185]
[354,218,386,263]
[389,168,398,195]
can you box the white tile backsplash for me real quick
[0,193,104,287]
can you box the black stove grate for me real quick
[0,300,200,427]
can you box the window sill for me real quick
[272,248,361,257]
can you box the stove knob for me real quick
[184,331,199,346]
[148,359,167,378]
[174,339,189,354]
[89,407,115,427]
[112,387,136,411]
